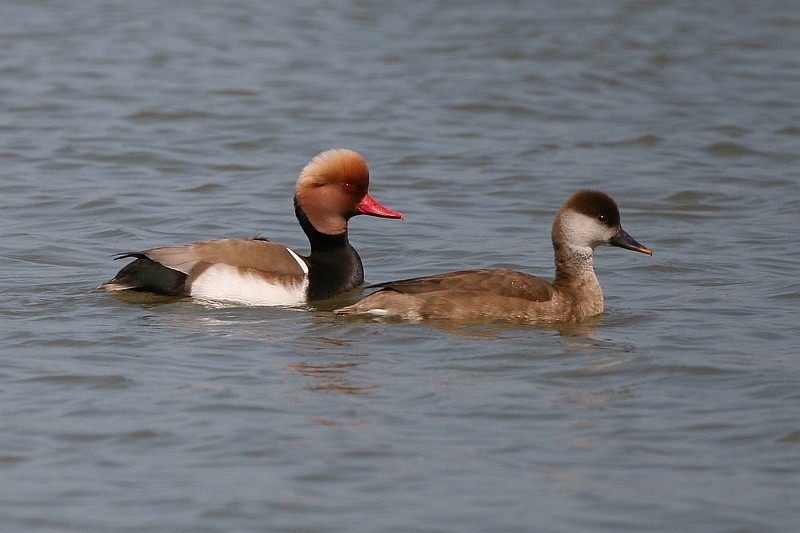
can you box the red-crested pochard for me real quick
[336,189,651,324]
[98,149,403,305]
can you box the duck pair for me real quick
[99,149,652,324]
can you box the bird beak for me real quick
[609,228,652,255]
[357,194,404,219]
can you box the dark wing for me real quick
[97,254,187,294]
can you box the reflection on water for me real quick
[334,310,606,338]
[287,360,376,395]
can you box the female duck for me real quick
[336,190,650,324]
[98,149,403,306]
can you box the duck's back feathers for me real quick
[372,269,554,302]
[141,238,308,277]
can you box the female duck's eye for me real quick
[597,214,606,222]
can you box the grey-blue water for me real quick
[2,1,799,531]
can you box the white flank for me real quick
[190,264,308,307]
[286,248,309,274]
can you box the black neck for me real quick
[295,197,364,301]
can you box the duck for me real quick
[335,189,651,324]
[98,149,403,306]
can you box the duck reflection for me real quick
[287,359,377,395]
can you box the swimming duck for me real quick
[335,189,650,323]
[98,149,403,305]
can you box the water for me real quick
[2,0,799,531]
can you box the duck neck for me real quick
[552,240,603,312]
[294,197,364,301]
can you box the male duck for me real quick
[98,149,403,305]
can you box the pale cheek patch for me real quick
[190,264,308,307]
[561,211,608,250]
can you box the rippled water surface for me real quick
[2,1,799,531]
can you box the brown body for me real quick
[336,190,651,324]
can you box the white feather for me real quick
[190,264,308,307]
[286,248,309,275]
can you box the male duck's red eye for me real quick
[342,182,354,192]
